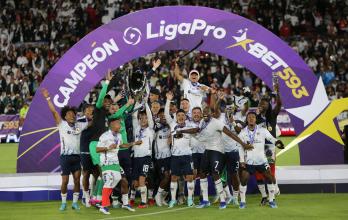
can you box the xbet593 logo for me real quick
[227,29,309,99]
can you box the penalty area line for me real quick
[96,206,192,220]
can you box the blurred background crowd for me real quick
[0,0,347,118]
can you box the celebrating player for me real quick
[238,112,284,209]
[165,92,195,208]
[174,60,210,109]
[153,108,171,206]
[255,83,284,205]
[177,106,252,209]
[96,118,140,214]
[41,88,89,211]
[108,96,135,209]
[131,102,154,208]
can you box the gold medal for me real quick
[268,126,272,131]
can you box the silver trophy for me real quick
[125,68,148,103]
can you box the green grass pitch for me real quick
[0,194,347,220]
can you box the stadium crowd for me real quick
[0,0,348,115]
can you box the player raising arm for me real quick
[41,88,88,211]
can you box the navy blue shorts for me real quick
[246,163,270,175]
[200,150,225,175]
[192,153,203,170]
[155,157,171,175]
[118,149,132,178]
[132,156,152,180]
[60,154,81,176]
[225,151,240,174]
[170,155,193,176]
[80,153,97,172]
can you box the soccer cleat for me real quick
[95,202,102,209]
[196,200,210,208]
[82,198,86,206]
[148,198,155,206]
[155,193,162,206]
[99,207,111,215]
[137,202,147,209]
[187,198,194,207]
[269,201,278,208]
[213,194,220,204]
[59,203,67,211]
[112,200,121,208]
[162,197,168,206]
[226,196,232,204]
[230,197,239,206]
[178,195,186,205]
[239,202,246,209]
[89,198,97,206]
[219,202,227,209]
[260,197,268,206]
[85,199,91,208]
[129,199,135,208]
[72,203,80,210]
[168,200,177,208]
[122,204,135,212]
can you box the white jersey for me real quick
[182,78,206,109]
[219,113,240,153]
[196,118,225,153]
[154,124,171,159]
[133,126,154,158]
[234,111,246,122]
[190,120,205,154]
[58,120,88,155]
[170,122,193,156]
[238,125,277,165]
[97,130,121,166]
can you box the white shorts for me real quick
[102,170,121,188]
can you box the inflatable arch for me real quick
[17,6,345,172]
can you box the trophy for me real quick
[125,68,148,103]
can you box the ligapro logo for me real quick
[123,27,142,45]
[123,19,226,45]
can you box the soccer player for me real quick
[41,88,88,211]
[180,98,192,121]
[238,112,284,209]
[219,107,242,206]
[165,92,195,208]
[212,92,243,206]
[177,107,252,209]
[153,108,171,206]
[174,60,210,109]
[96,118,140,214]
[255,86,283,205]
[190,107,205,192]
[108,96,135,209]
[131,102,154,208]
[79,104,98,208]
[87,70,115,207]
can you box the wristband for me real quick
[46,97,51,101]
